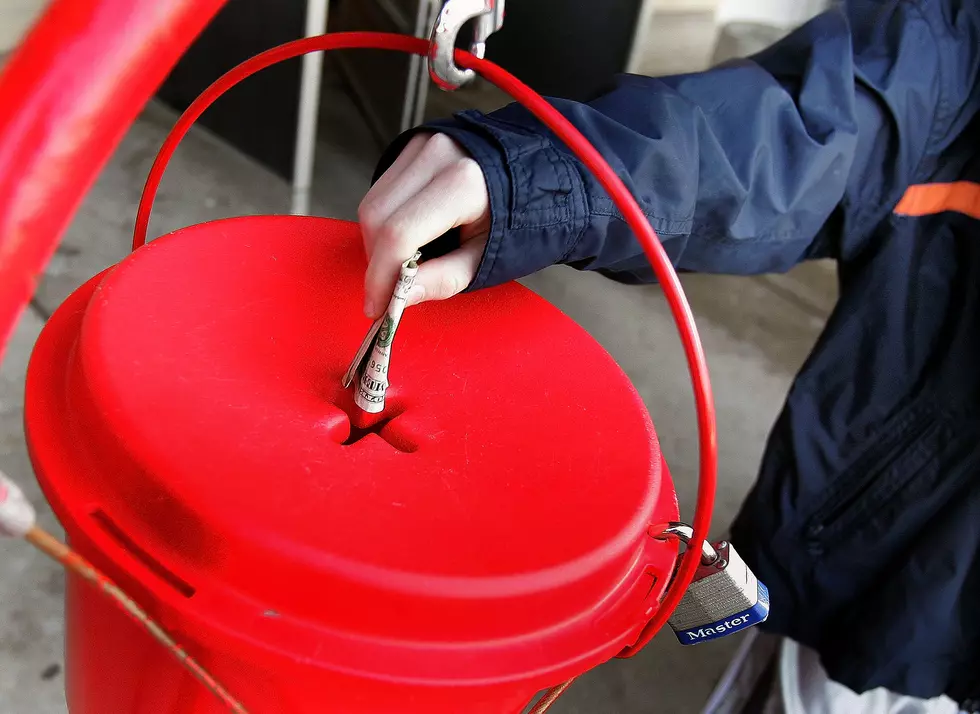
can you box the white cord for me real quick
[0,469,36,538]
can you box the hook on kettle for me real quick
[428,0,505,91]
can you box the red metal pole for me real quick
[0,0,228,355]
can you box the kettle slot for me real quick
[341,411,418,453]
[343,414,397,446]
[331,393,419,453]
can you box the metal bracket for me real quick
[427,0,505,91]
[655,522,721,566]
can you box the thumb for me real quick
[407,237,488,306]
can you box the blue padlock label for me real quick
[674,581,770,645]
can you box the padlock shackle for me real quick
[657,522,721,566]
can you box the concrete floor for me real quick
[0,11,835,714]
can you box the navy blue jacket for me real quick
[379,0,980,707]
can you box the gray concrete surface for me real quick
[0,20,835,714]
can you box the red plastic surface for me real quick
[27,216,680,712]
[3,14,719,710]
[127,34,718,669]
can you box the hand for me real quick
[358,133,491,319]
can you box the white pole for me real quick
[291,0,330,216]
[411,0,441,127]
[400,0,435,133]
[625,0,660,75]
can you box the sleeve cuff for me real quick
[372,109,590,292]
[419,116,516,292]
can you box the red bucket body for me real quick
[26,216,680,713]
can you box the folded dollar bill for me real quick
[343,251,421,413]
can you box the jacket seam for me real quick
[903,0,946,186]
[588,196,694,233]
[510,145,572,229]
[687,225,812,248]
[465,111,691,235]
[482,148,511,287]
[554,152,591,262]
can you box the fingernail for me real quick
[406,285,425,307]
[364,297,376,318]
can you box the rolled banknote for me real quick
[344,251,421,413]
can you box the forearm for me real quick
[411,2,957,289]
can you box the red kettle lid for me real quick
[26,215,678,683]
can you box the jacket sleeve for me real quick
[395,0,979,289]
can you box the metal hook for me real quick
[428,0,505,91]
[655,522,720,566]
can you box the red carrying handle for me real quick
[131,32,718,709]
[0,4,714,705]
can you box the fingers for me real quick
[358,134,434,222]
[359,134,467,260]
[370,132,430,189]
[406,237,488,306]
[358,134,491,318]
[363,158,489,316]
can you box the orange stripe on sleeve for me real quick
[894,181,980,220]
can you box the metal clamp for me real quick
[428,0,505,91]
[655,522,722,566]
